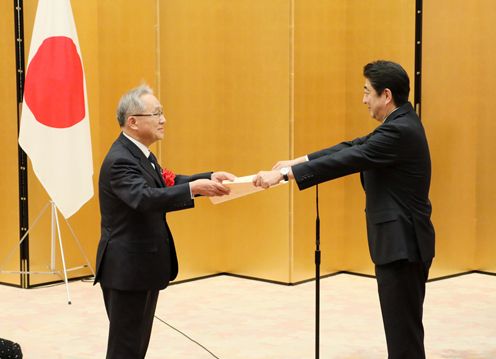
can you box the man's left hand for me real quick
[211,171,236,184]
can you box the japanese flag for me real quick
[18,0,93,218]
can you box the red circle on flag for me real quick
[24,36,85,129]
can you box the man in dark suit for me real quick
[94,84,235,359]
[253,60,435,358]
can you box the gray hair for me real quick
[116,84,154,126]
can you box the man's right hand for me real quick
[190,179,230,197]
[272,156,308,170]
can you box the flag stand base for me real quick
[0,201,95,304]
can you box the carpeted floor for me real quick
[0,273,495,358]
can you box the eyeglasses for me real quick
[130,109,164,118]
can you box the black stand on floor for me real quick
[315,185,321,359]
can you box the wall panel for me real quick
[221,0,291,281]
[469,1,496,273]
[423,0,480,277]
[159,0,227,279]
[293,0,348,282]
[0,1,21,286]
[2,0,494,289]
[160,0,291,282]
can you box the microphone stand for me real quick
[315,184,321,359]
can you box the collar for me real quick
[122,132,150,158]
[383,102,414,124]
[382,107,400,123]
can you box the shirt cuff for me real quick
[189,183,194,199]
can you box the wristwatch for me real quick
[280,166,290,182]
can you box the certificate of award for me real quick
[209,175,287,204]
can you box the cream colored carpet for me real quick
[0,273,495,358]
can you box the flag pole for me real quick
[14,0,31,289]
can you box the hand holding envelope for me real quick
[210,156,308,204]
[251,156,307,189]
[209,174,287,204]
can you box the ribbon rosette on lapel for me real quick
[161,168,176,187]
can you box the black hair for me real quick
[363,60,410,106]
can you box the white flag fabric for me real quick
[18,0,93,218]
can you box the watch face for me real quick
[281,167,289,175]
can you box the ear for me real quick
[127,116,139,130]
[383,88,394,105]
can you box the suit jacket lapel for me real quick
[118,134,164,187]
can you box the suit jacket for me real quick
[94,133,211,291]
[292,102,435,265]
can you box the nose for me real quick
[362,94,368,104]
[159,114,166,124]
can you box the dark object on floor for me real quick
[0,338,22,359]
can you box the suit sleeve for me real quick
[307,135,369,160]
[293,124,402,190]
[174,172,213,185]
[109,157,195,213]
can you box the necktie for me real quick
[148,152,158,170]
[148,152,164,184]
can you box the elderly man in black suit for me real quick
[94,84,235,359]
[254,60,435,359]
